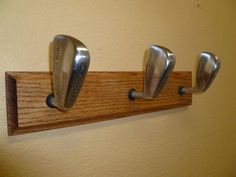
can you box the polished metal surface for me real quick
[48,35,90,111]
[180,52,221,94]
[129,45,176,100]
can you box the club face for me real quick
[51,35,90,110]
[144,45,175,99]
[195,52,221,92]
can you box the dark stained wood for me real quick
[5,71,192,135]
[5,73,18,135]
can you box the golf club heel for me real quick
[128,45,176,100]
[46,35,90,111]
[179,52,221,95]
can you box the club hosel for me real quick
[128,89,156,100]
[179,87,203,95]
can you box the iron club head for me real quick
[47,35,90,111]
[195,52,221,92]
[128,45,175,100]
[143,45,176,99]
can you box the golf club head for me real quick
[143,45,176,99]
[195,52,221,92]
[48,35,90,111]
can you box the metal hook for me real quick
[179,52,221,95]
[128,45,176,100]
[46,35,90,111]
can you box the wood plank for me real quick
[5,71,192,135]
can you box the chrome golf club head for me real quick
[46,35,90,111]
[129,45,176,100]
[179,52,221,95]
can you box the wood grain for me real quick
[5,71,192,135]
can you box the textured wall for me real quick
[0,0,236,177]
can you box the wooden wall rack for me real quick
[5,71,192,136]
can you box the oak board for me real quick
[5,71,192,135]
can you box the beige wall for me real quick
[0,0,236,177]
